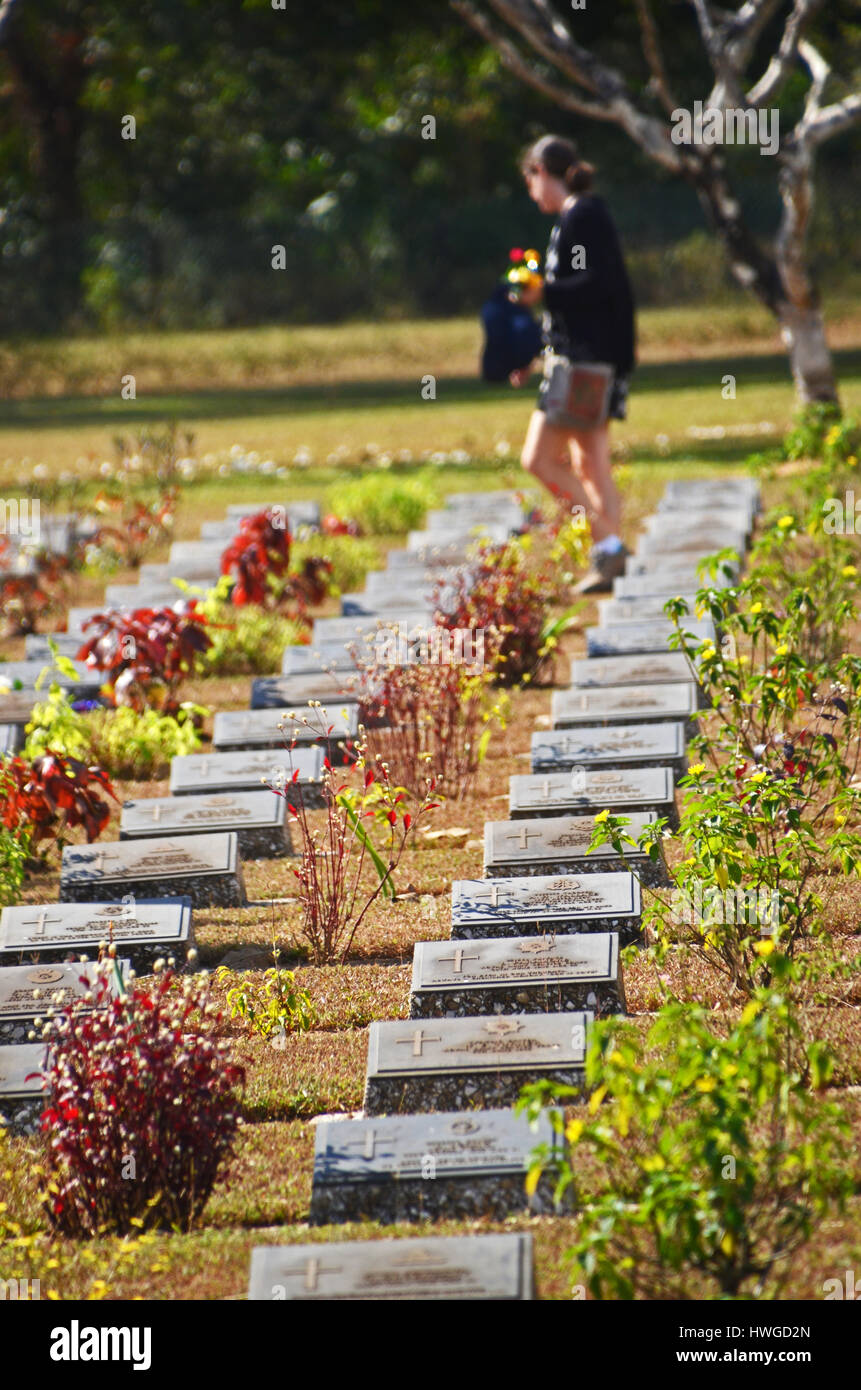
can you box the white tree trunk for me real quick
[777,301,839,405]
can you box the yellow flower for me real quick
[700,647,716,663]
[847,455,857,468]
[825,426,841,446]
[749,770,767,783]
[774,644,789,656]
[777,515,794,529]
[594,808,609,823]
[753,939,775,957]
[565,1119,584,1145]
[741,1000,761,1025]
[841,565,857,578]
[524,1166,542,1198]
[695,1077,717,1092]
[749,601,763,614]
[720,1233,735,1256]
[641,1154,666,1172]
[688,762,707,776]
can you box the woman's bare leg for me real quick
[521,410,592,514]
[567,424,621,542]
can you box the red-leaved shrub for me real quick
[77,603,211,712]
[221,509,333,613]
[1,752,117,848]
[39,955,245,1235]
[437,538,555,685]
[221,507,291,606]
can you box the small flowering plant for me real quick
[506,246,543,300]
[38,950,245,1236]
[266,706,439,964]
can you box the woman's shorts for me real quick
[536,369,630,422]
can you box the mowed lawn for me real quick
[1,298,861,490]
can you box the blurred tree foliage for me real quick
[0,0,858,333]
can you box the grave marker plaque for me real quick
[309,1110,562,1225]
[531,721,688,777]
[0,659,99,693]
[551,682,698,736]
[410,931,624,1019]
[0,1043,48,1135]
[614,570,734,599]
[364,1011,591,1115]
[509,766,677,828]
[277,645,363,680]
[0,959,130,1043]
[0,898,193,973]
[169,746,325,802]
[248,1232,534,1301]
[0,723,20,755]
[569,651,699,688]
[24,634,85,661]
[120,790,292,858]
[311,613,434,645]
[636,528,747,557]
[212,704,358,753]
[597,595,700,624]
[586,618,714,657]
[451,872,641,944]
[60,834,245,909]
[484,812,666,886]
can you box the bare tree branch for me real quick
[720,0,787,71]
[633,0,679,117]
[803,91,861,146]
[746,0,825,107]
[481,0,684,170]
[452,0,612,121]
[0,0,21,45]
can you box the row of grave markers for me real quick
[0,477,758,1299]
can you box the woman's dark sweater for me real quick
[542,194,636,376]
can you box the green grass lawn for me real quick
[1,300,860,490]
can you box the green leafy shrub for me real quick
[25,686,203,780]
[292,534,384,596]
[194,583,310,675]
[0,822,31,906]
[520,967,852,1300]
[216,949,315,1041]
[325,472,438,535]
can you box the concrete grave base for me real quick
[363,1065,586,1117]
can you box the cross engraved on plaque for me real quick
[503,826,543,851]
[339,1128,381,1159]
[438,948,480,974]
[150,805,162,823]
[396,1028,442,1057]
[542,780,551,799]
[88,849,122,873]
[21,910,63,940]
[280,1257,342,1292]
[471,884,502,908]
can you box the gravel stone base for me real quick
[451,914,642,947]
[308,1171,565,1225]
[236,825,293,859]
[60,868,246,909]
[0,1097,44,1136]
[532,751,689,779]
[410,980,625,1020]
[486,857,669,888]
[3,942,194,975]
[0,1020,37,1044]
[364,1066,586,1116]
[511,800,679,831]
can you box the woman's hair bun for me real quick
[565,160,595,193]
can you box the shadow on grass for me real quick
[2,347,860,434]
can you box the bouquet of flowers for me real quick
[506,247,542,300]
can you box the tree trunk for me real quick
[776,300,839,405]
[686,152,840,405]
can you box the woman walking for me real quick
[511,134,636,593]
